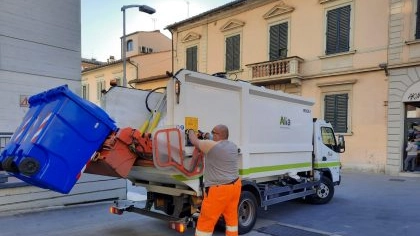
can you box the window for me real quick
[324,93,348,133]
[269,22,288,60]
[321,127,337,150]
[186,46,198,71]
[416,0,420,39]
[127,40,133,52]
[82,84,89,99]
[326,5,351,55]
[225,34,240,72]
[96,80,105,100]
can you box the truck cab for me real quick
[313,119,344,185]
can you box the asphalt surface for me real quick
[0,171,419,236]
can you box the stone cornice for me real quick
[167,0,278,33]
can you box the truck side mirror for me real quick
[337,135,345,153]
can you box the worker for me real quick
[188,124,241,236]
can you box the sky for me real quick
[81,0,233,62]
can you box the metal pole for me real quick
[122,9,127,87]
[121,5,155,87]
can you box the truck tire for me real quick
[238,191,258,235]
[307,176,334,205]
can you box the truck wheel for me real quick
[238,191,257,235]
[307,176,334,205]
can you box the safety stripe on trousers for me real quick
[195,229,213,236]
[226,225,238,235]
[226,225,238,232]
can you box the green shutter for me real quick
[416,0,420,39]
[269,22,288,61]
[326,5,350,54]
[324,94,348,133]
[226,35,240,71]
[186,46,197,71]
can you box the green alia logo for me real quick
[279,116,291,127]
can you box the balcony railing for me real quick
[246,56,303,84]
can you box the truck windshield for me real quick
[321,127,337,150]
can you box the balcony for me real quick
[246,56,303,85]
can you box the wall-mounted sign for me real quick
[20,95,29,107]
[403,81,420,102]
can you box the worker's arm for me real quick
[188,129,200,149]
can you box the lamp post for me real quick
[121,5,155,87]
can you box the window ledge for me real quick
[319,0,340,4]
[226,69,244,74]
[405,39,420,45]
[336,132,353,136]
[319,50,356,59]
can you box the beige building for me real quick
[166,0,391,173]
[81,30,172,105]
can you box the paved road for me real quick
[0,171,419,236]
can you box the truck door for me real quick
[313,121,341,182]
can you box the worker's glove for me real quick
[197,130,204,140]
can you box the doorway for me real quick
[403,103,420,172]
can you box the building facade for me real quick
[387,0,420,174]
[167,0,391,173]
[0,0,125,213]
[81,30,172,106]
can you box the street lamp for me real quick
[121,5,155,87]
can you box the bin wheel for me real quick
[18,157,40,176]
[1,157,19,173]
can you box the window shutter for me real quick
[335,94,348,133]
[338,5,350,52]
[226,35,240,71]
[82,84,89,100]
[186,46,197,71]
[324,94,348,133]
[416,0,420,39]
[269,22,288,61]
[326,5,350,54]
[96,81,102,100]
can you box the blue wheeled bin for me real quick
[0,91,47,171]
[0,85,117,194]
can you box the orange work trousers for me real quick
[195,178,241,236]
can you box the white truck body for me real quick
[100,70,344,234]
[102,69,339,189]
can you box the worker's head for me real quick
[211,124,229,141]
[110,78,118,87]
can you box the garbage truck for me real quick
[0,69,345,234]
